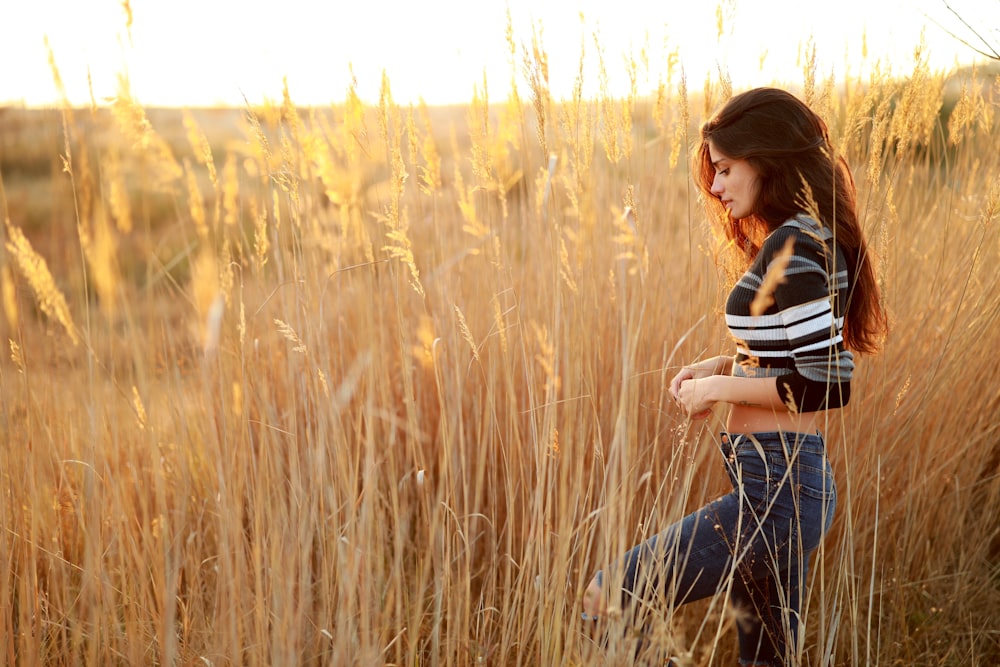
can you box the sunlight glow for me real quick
[2,0,990,108]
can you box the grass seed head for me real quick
[750,236,795,317]
[4,222,78,346]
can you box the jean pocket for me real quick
[792,460,837,502]
[791,460,837,548]
[731,450,776,506]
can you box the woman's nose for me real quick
[710,174,723,196]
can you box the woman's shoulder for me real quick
[761,215,830,257]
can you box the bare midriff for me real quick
[726,404,822,435]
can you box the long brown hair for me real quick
[694,87,887,354]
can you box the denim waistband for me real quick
[720,430,826,456]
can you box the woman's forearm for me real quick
[703,374,788,411]
[688,355,734,377]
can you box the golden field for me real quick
[1,34,1000,666]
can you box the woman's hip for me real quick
[719,430,837,545]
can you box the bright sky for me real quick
[1,0,991,108]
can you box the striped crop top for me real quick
[725,215,855,412]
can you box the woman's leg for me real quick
[584,489,748,620]
[582,490,750,663]
[584,431,836,663]
[729,552,808,667]
[725,431,835,666]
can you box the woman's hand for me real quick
[669,356,731,395]
[675,376,716,420]
[670,357,729,419]
[669,366,698,399]
[669,363,712,398]
[582,576,605,620]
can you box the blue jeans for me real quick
[594,431,836,666]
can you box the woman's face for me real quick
[708,140,761,219]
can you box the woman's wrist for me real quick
[701,375,723,403]
[701,355,733,377]
[689,355,731,377]
[716,355,734,376]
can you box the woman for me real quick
[582,88,887,665]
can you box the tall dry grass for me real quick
[1,21,1000,667]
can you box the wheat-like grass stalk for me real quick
[100,148,134,235]
[8,337,24,371]
[4,221,79,345]
[376,75,425,298]
[111,75,183,186]
[887,38,944,153]
[1,263,18,331]
[414,103,442,195]
[750,235,795,317]
[524,22,551,158]
[274,318,307,354]
[81,206,120,317]
[595,31,633,164]
[185,160,209,240]
[453,303,480,364]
